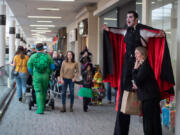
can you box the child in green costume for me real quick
[75,63,93,112]
[27,43,55,114]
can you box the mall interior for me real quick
[0,0,180,135]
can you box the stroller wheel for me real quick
[52,103,55,110]
[29,102,32,110]
[50,99,55,110]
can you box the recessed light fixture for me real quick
[36,32,48,34]
[36,28,49,30]
[31,30,52,32]
[32,34,40,36]
[152,1,156,4]
[37,21,53,23]
[37,8,60,11]
[30,25,55,27]
[28,16,61,19]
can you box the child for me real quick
[75,63,93,112]
[93,65,104,105]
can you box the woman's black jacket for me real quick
[132,59,161,101]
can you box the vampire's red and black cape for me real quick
[103,24,175,111]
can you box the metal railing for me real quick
[0,64,9,87]
[0,64,15,120]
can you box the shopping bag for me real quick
[121,90,141,115]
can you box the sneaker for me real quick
[19,97,22,102]
[98,101,102,105]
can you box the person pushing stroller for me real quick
[27,43,55,114]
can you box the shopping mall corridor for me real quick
[0,87,173,135]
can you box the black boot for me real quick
[19,97,22,102]
[70,104,73,112]
[60,104,66,112]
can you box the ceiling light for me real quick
[36,28,49,30]
[37,21,53,23]
[152,1,156,4]
[31,30,52,32]
[104,18,117,21]
[28,16,61,19]
[30,25,55,27]
[32,34,40,36]
[37,8,60,11]
[36,32,48,34]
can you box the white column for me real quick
[16,25,20,50]
[97,17,103,68]
[142,0,151,25]
[20,30,23,46]
[175,0,180,135]
[9,16,16,63]
[0,4,6,67]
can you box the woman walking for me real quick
[59,51,79,112]
[13,46,29,101]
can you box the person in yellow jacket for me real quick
[13,46,29,102]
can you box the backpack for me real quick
[34,53,49,73]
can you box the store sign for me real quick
[69,30,75,43]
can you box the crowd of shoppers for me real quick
[7,9,175,135]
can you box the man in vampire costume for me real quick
[103,11,175,135]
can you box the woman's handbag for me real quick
[12,66,19,76]
[121,90,141,115]
[12,60,23,77]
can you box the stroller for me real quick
[49,71,62,98]
[26,75,55,110]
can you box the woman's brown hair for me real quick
[16,46,25,59]
[65,51,75,63]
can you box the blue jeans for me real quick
[62,78,74,105]
[104,82,117,103]
[15,72,28,98]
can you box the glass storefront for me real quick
[100,9,118,27]
[147,0,178,132]
[149,0,178,68]
[136,0,142,23]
